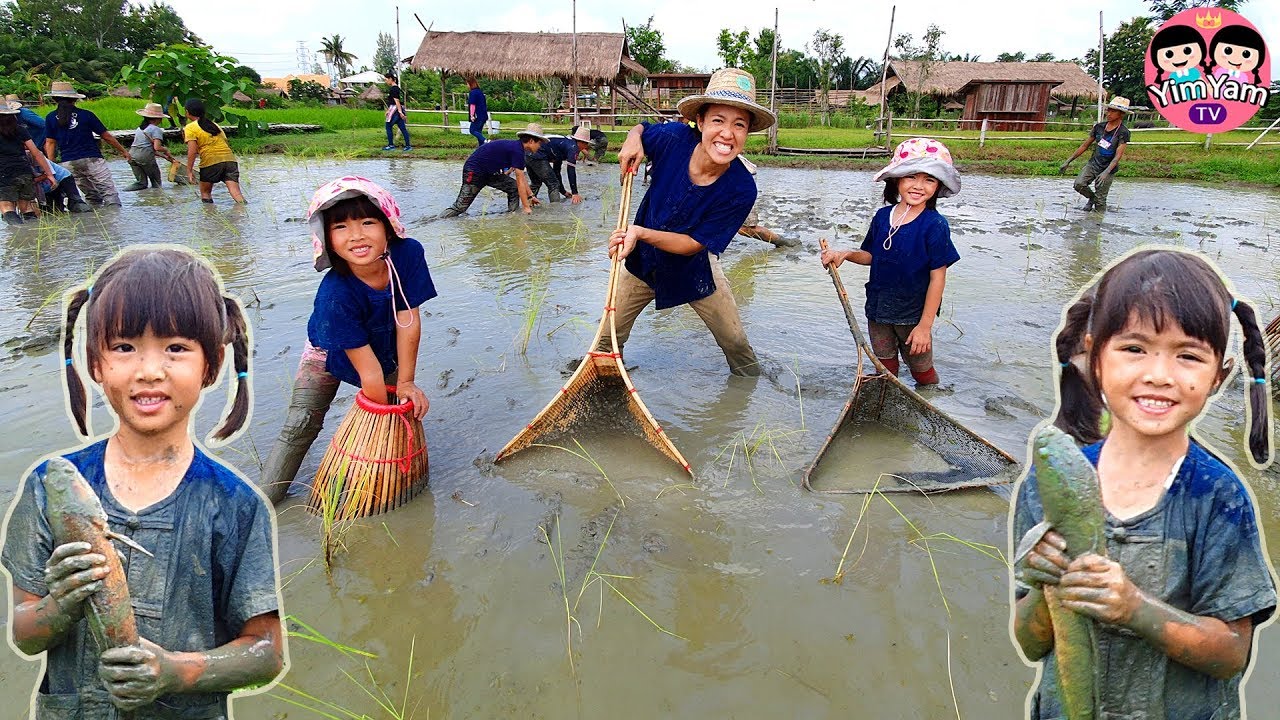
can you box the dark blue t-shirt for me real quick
[858,205,959,325]
[535,136,580,164]
[1,440,280,716]
[463,139,525,177]
[307,236,437,387]
[1012,439,1277,720]
[44,108,108,162]
[627,121,756,309]
[468,87,488,125]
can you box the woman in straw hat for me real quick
[4,94,46,149]
[0,101,56,225]
[526,125,594,204]
[1058,96,1132,212]
[602,67,775,376]
[124,102,179,191]
[42,81,130,207]
[439,122,545,217]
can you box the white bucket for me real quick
[488,120,501,136]
[458,120,470,135]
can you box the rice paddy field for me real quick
[0,157,1277,718]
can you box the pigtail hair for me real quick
[211,296,251,441]
[1052,296,1105,445]
[64,289,90,437]
[1231,299,1272,465]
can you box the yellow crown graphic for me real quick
[1195,11,1223,29]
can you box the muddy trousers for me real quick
[439,169,519,217]
[63,157,120,206]
[525,156,564,202]
[596,258,760,377]
[258,344,396,504]
[127,147,162,188]
[1073,162,1115,207]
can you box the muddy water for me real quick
[1,157,1278,718]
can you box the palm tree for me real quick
[319,34,357,79]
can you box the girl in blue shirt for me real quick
[820,137,961,385]
[259,176,437,503]
[1011,248,1275,719]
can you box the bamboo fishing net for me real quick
[1266,313,1279,399]
[494,172,692,475]
[308,388,429,520]
[804,240,1018,494]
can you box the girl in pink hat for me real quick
[258,176,437,503]
[820,137,962,385]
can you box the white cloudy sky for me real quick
[163,0,1279,79]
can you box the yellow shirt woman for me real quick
[184,121,237,167]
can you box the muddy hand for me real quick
[1057,553,1142,625]
[1013,523,1069,587]
[99,637,178,710]
[1057,161,1070,175]
[44,542,109,620]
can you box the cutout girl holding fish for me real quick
[0,246,285,717]
[1009,248,1275,719]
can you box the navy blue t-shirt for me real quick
[1,440,280,716]
[44,108,108,162]
[464,139,525,177]
[306,236,437,387]
[535,136,580,164]
[858,205,959,325]
[628,122,756,309]
[1012,439,1276,720]
[468,87,488,125]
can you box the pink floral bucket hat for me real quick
[306,176,406,271]
[873,138,961,198]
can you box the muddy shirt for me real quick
[44,109,107,162]
[1012,440,1277,720]
[307,236,437,387]
[463,139,524,177]
[858,205,959,326]
[1088,121,1130,170]
[628,121,755,309]
[1,441,282,720]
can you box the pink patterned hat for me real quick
[306,176,407,271]
[872,138,961,198]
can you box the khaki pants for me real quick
[597,257,760,376]
[63,157,120,206]
[1073,162,1115,207]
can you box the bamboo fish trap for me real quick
[308,387,429,520]
[494,171,692,475]
[804,239,1017,493]
[1266,313,1279,398]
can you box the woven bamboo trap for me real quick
[308,387,429,520]
[494,172,692,475]
[804,240,1018,494]
[1266,312,1279,399]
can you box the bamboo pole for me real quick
[1096,11,1105,123]
[877,6,896,148]
[766,7,780,154]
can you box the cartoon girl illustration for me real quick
[1209,25,1266,84]
[1150,24,1208,84]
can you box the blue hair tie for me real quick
[1254,377,1267,384]
[85,285,92,297]
[1060,362,1070,368]
[65,358,72,366]
[237,371,248,379]
[1231,298,1238,310]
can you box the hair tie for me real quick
[1060,362,1070,368]
[237,371,248,379]
[1230,298,1238,310]
[1254,377,1267,384]
[65,358,72,366]
[85,285,92,298]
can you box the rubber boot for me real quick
[879,356,901,375]
[123,182,148,192]
[69,201,93,213]
[2,211,23,225]
[911,367,940,386]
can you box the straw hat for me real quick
[676,68,776,133]
[873,137,962,198]
[1105,96,1132,113]
[3,94,21,107]
[0,101,20,115]
[517,122,548,141]
[135,102,167,119]
[45,81,86,99]
[306,176,407,272]
[570,125,593,143]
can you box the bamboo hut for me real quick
[863,61,1099,123]
[408,30,652,123]
[647,73,711,111]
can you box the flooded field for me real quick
[0,156,1277,718]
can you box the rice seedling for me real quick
[317,453,360,571]
[531,439,626,507]
[270,627,425,720]
[713,420,805,493]
[515,260,552,355]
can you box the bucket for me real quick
[488,120,501,136]
[458,120,470,135]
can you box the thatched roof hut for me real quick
[360,84,385,102]
[409,31,647,82]
[864,61,1100,107]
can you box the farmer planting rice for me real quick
[601,67,775,377]
[439,123,545,217]
[525,125,593,205]
[1058,96,1132,212]
[1010,248,1275,719]
[1,246,284,716]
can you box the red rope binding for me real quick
[331,387,426,474]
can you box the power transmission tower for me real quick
[296,41,310,73]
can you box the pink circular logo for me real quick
[1144,8,1270,133]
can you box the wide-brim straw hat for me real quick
[3,94,21,107]
[517,122,548,141]
[0,101,20,115]
[1105,96,1132,113]
[45,81,86,99]
[306,176,407,272]
[873,137,962,198]
[136,102,167,118]
[676,68,776,133]
[570,125,593,143]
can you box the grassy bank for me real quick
[30,98,1280,186]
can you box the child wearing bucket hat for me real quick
[42,81,130,207]
[439,123,545,217]
[820,137,962,386]
[602,67,776,376]
[259,176,438,503]
[526,125,593,204]
[1058,96,1131,211]
[0,101,56,225]
[124,103,179,191]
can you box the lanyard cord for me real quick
[382,252,414,329]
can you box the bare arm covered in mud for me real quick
[345,344,390,405]
[513,168,536,214]
[394,307,428,420]
[609,225,703,259]
[98,612,284,711]
[10,542,109,655]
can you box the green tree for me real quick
[1083,16,1155,103]
[373,32,398,76]
[1032,52,1057,62]
[1148,0,1247,21]
[120,44,251,122]
[811,29,846,126]
[320,34,357,78]
[716,28,751,69]
[625,16,674,75]
[287,78,329,102]
[997,51,1027,62]
[125,2,201,54]
[893,23,946,118]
